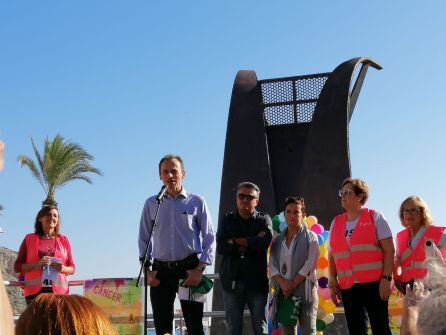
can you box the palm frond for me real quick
[31,137,46,182]
[54,159,102,192]
[18,134,102,202]
[17,155,48,193]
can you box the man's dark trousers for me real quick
[150,255,204,335]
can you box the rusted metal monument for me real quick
[211,57,382,334]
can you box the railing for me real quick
[4,273,220,288]
[4,272,344,317]
[5,271,344,333]
[4,273,236,320]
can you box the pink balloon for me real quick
[311,223,324,234]
[317,287,330,300]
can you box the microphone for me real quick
[156,185,168,203]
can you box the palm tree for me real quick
[17,134,102,207]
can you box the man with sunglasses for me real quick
[217,182,273,335]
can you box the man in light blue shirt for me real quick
[138,154,214,335]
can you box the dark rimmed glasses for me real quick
[338,189,354,197]
[402,208,421,216]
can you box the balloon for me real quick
[319,244,327,255]
[318,287,330,300]
[311,224,324,234]
[272,215,281,233]
[317,234,325,245]
[319,243,327,256]
[316,319,327,331]
[317,267,329,278]
[317,296,325,309]
[305,215,318,227]
[323,300,336,314]
[322,313,334,324]
[317,257,329,269]
[272,212,287,233]
[317,308,326,320]
[318,276,328,288]
[322,231,329,241]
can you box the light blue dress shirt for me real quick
[138,188,215,265]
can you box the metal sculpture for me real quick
[211,57,382,335]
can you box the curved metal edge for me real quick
[218,70,276,217]
[347,58,383,121]
[298,57,381,228]
[211,70,275,335]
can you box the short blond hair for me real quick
[342,178,369,205]
[399,195,433,228]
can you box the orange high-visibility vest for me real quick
[23,233,71,297]
[330,208,384,289]
[396,225,446,282]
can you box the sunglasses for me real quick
[237,193,257,201]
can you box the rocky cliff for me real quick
[0,246,26,314]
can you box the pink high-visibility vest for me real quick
[330,208,384,289]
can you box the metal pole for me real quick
[136,196,164,335]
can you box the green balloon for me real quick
[316,319,327,331]
[272,215,281,233]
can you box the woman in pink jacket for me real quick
[14,205,75,304]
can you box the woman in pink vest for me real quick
[394,195,446,294]
[327,178,394,335]
[14,205,75,304]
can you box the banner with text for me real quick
[84,278,143,335]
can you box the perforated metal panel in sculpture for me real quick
[260,74,329,126]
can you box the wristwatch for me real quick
[382,275,392,281]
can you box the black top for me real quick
[216,210,272,293]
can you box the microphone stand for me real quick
[136,194,164,335]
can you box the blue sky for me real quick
[1,0,445,283]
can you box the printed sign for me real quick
[41,257,61,287]
[84,278,143,335]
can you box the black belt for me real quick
[153,254,198,271]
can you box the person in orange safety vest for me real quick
[394,195,446,294]
[328,178,394,335]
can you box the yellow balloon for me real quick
[323,300,336,314]
[317,296,325,309]
[319,244,327,255]
[305,215,318,227]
